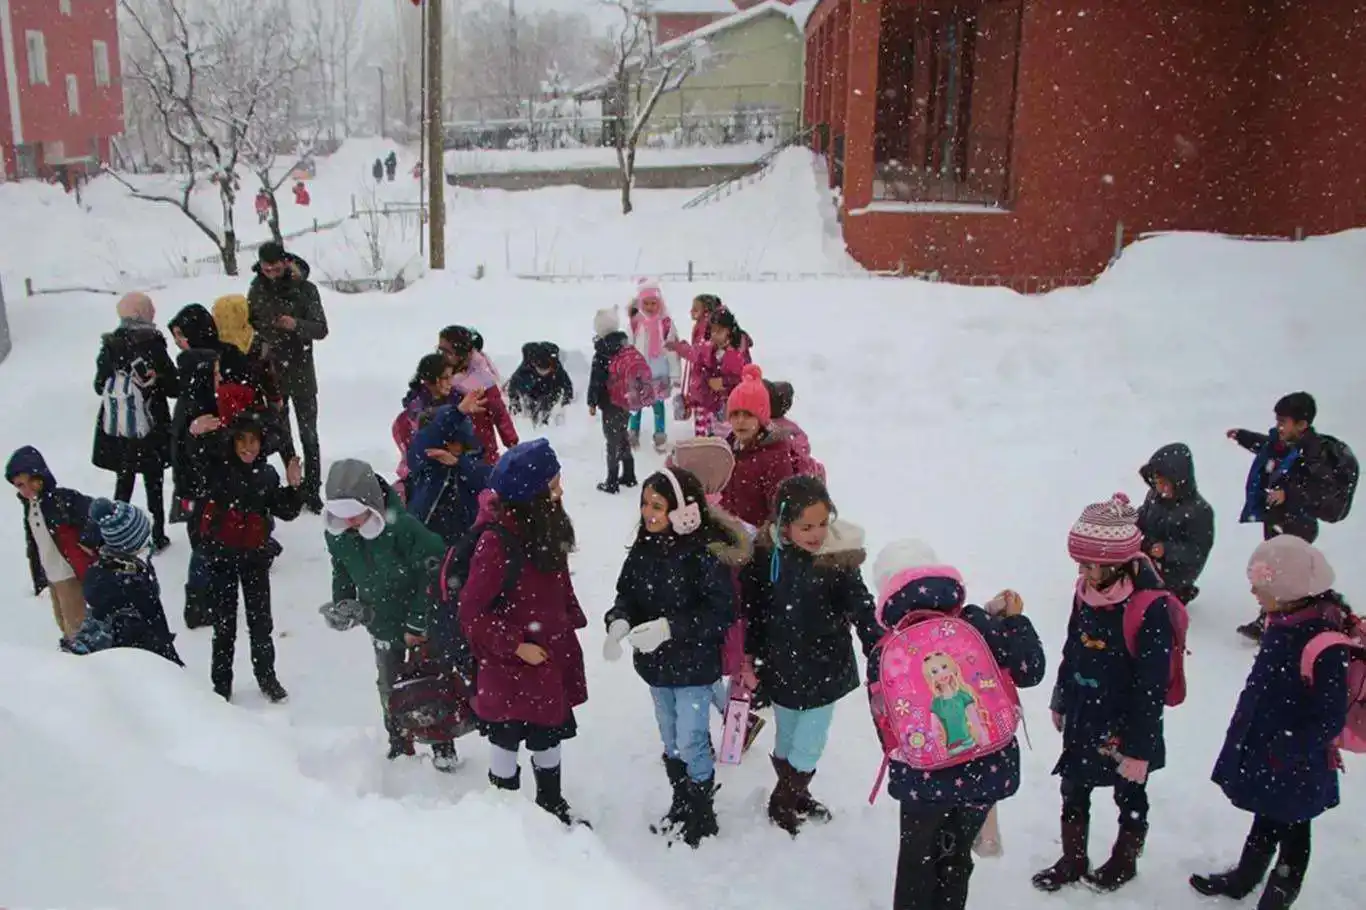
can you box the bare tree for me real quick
[603,0,696,215]
[116,0,311,275]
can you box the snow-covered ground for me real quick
[2,155,1365,909]
[0,141,853,292]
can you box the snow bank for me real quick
[0,644,673,910]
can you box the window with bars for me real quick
[94,41,111,87]
[26,31,47,85]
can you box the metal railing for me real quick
[682,123,818,209]
[442,109,802,152]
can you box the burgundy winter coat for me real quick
[457,509,588,728]
[720,427,800,528]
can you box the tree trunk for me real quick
[219,183,240,276]
[221,233,239,276]
[267,191,283,245]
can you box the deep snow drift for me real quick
[2,226,1365,908]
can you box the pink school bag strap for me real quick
[1121,590,1163,656]
[1299,632,1355,683]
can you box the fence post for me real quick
[1112,221,1125,262]
[1294,226,1305,241]
[313,218,319,233]
[687,260,694,282]
[25,277,33,297]
[351,194,357,219]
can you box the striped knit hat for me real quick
[89,498,153,553]
[1068,492,1143,565]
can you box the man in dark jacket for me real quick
[248,243,328,512]
[1137,443,1215,604]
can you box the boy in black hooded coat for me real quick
[1136,443,1215,603]
[506,342,574,425]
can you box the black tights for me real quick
[893,803,990,910]
[1248,815,1311,895]
[1062,776,1149,829]
[114,468,165,540]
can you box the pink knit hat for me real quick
[726,364,772,425]
[1247,536,1336,604]
[635,278,664,307]
[1068,492,1144,565]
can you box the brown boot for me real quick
[767,755,803,835]
[791,765,832,824]
[1032,815,1090,892]
[1085,823,1146,892]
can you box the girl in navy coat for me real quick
[1191,536,1352,910]
[869,539,1046,910]
[1034,493,1175,894]
[405,404,492,545]
[602,466,739,848]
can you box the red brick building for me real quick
[0,0,123,182]
[804,0,1366,283]
[655,0,797,43]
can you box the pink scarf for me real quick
[1075,574,1135,608]
[453,351,500,393]
[635,307,668,360]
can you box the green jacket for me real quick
[326,491,448,643]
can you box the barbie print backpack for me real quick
[868,608,1022,802]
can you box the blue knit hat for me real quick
[490,439,561,502]
[89,498,153,552]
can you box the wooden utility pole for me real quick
[426,0,446,269]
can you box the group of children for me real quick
[8,275,1362,910]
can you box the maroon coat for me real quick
[457,515,588,727]
[720,428,799,528]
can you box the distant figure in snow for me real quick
[372,158,384,183]
[293,181,310,207]
[385,151,398,182]
[254,190,270,224]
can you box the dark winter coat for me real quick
[1235,427,1333,542]
[741,522,875,711]
[327,481,448,644]
[78,551,183,666]
[405,405,493,545]
[1137,443,1215,595]
[458,499,589,728]
[507,343,574,417]
[1212,597,1350,823]
[721,427,799,528]
[587,331,630,410]
[247,254,327,396]
[167,304,220,351]
[91,320,180,474]
[187,418,303,563]
[169,350,219,507]
[605,522,742,688]
[5,447,98,594]
[1049,562,1174,786]
[868,572,1047,806]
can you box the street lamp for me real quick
[377,66,386,139]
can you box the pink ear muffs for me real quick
[661,468,702,535]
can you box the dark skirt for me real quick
[480,710,577,752]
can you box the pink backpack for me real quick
[1299,613,1366,754]
[1120,590,1190,707]
[867,608,1022,803]
[608,346,654,411]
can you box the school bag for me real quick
[867,608,1022,803]
[1120,590,1190,707]
[607,346,655,411]
[428,521,523,685]
[1312,435,1359,523]
[387,646,477,744]
[101,369,154,439]
[1299,611,1366,753]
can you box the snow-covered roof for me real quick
[652,0,739,14]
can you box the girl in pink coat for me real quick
[627,280,681,453]
[671,307,751,438]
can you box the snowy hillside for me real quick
[2,208,1365,905]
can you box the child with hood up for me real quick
[506,342,574,426]
[1191,536,1353,910]
[1136,443,1214,604]
[764,378,826,482]
[588,307,637,494]
[719,366,799,528]
[1034,493,1176,894]
[71,499,183,666]
[6,446,98,645]
[868,539,1046,910]
[438,325,519,465]
[321,459,456,770]
[392,353,456,500]
[602,466,739,847]
[405,405,493,546]
[670,306,751,438]
[626,280,681,453]
[740,475,879,835]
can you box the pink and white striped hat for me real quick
[1068,492,1144,565]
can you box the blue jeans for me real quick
[650,685,715,782]
[773,703,836,773]
[629,400,667,435]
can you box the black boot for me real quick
[936,854,974,910]
[1255,844,1308,910]
[183,589,211,630]
[1191,830,1277,899]
[489,767,521,791]
[650,755,689,835]
[596,481,620,494]
[1032,815,1090,892]
[431,741,459,773]
[258,676,289,704]
[620,459,637,487]
[533,763,590,828]
[679,777,719,848]
[386,733,416,760]
[1085,823,1146,891]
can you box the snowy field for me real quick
[2,153,1366,910]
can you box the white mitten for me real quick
[627,618,672,654]
[602,619,631,661]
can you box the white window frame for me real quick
[60,0,73,14]
[93,40,110,87]
[66,74,80,115]
[25,31,48,86]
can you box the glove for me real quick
[627,618,672,654]
[602,619,630,662]
[1051,710,1063,733]
[319,599,372,631]
[1117,755,1149,784]
[553,411,567,427]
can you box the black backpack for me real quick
[1314,435,1359,523]
[428,522,523,684]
